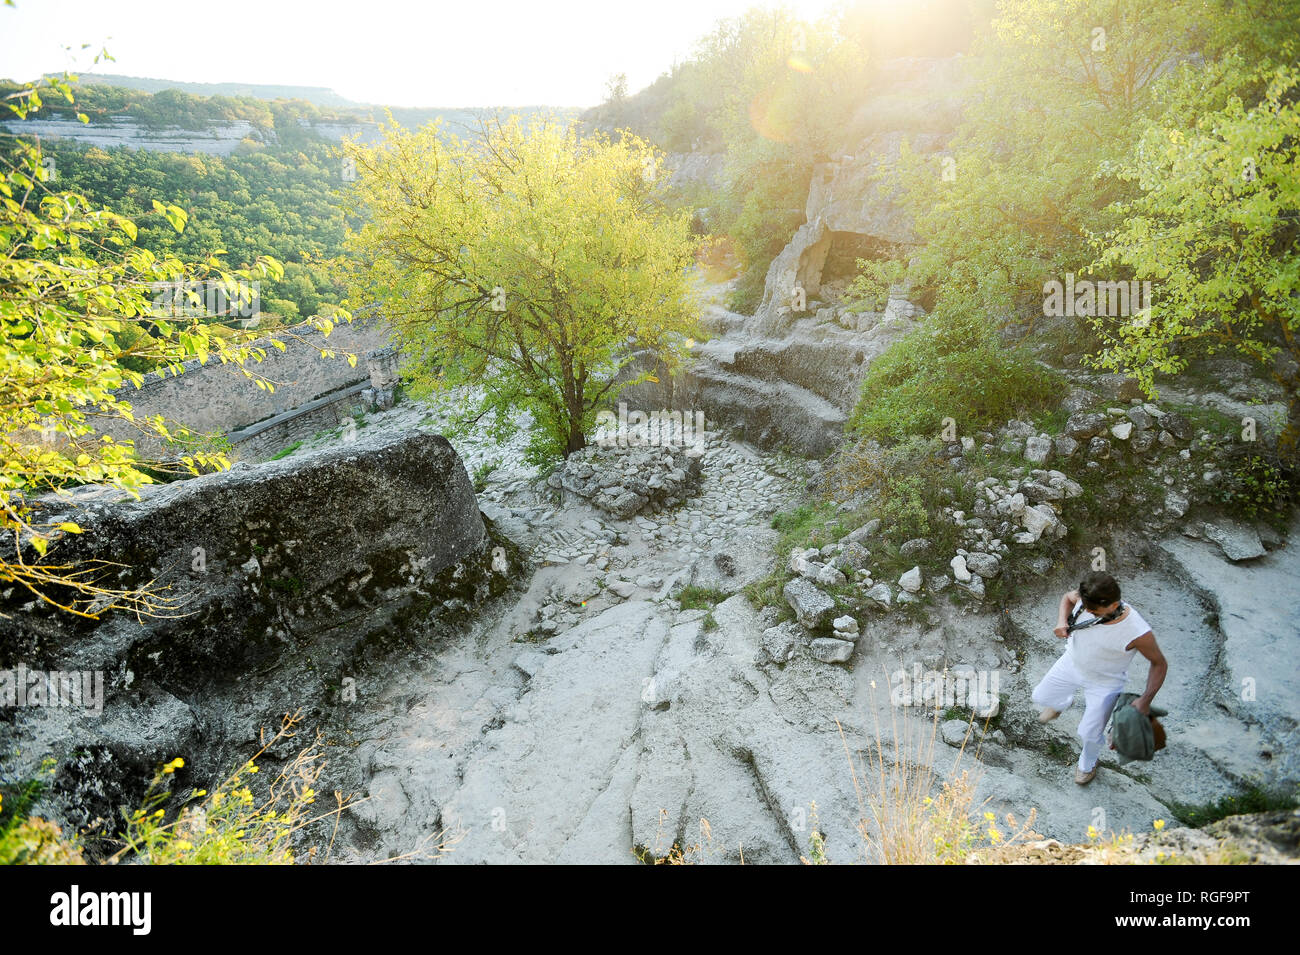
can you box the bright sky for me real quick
[0,0,842,107]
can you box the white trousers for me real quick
[1032,652,1126,772]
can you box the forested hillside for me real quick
[584,0,1300,450]
[582,0,982,312]
[30,139,352,324]
[0,79,574,322]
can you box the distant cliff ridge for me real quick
[71,73,360,107]
[0,116,385,155]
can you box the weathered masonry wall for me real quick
[228,382,368,460]
[107,318,391,457]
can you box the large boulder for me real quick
[1065,411,1110,440]
[8,429,495,673]
[783,578,837,631]
[1,429,501,852]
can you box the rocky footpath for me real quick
[5,385,1294,864]
[4,322,1294,868]
[616,298,920,457]
[336,507,1298,864]
[250,390,1294,864]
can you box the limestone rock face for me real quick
[2,429,500,847]
[612,63,967,457]
[10,429,493,669]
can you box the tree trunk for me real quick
[564,416,586,457]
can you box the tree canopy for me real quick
[1091,52,1300,448]
[1,72,349,618]
[344,116,700,462]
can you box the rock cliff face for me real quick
[0,117,384,155]
[752,55,963,336]
[0,429,503,851]
[753,129,944,333]
[617,58,962,455]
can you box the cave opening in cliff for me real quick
[816,232,907,301]
[821,232,905,284]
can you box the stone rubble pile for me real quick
[549,442,704,518]
[963,468,1081,548]
[775,394,1238,666]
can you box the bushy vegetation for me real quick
[848,314,1061,442]
[1,70,351,616]
[584,1,976,314]
[1215,447,1300,526]
[868,0,1300,451]
[1170,783,1300,829]
[345,117,699,464]
[842,258,907,313]
[471,458,500,493]
[0,714,427,865]
[1091,51,1300,449]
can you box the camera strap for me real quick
[1066,601,1126,634]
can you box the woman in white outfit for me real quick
[1031,571,1168,785]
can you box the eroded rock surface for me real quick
[0,429,501,851]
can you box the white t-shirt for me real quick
[1066,603,1152,685]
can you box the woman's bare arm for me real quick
[1128,631,1167,714]
[1054,589,1079,638]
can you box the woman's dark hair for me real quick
[1079,571,1121,609]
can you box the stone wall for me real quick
[228,382,369,461]
[106,317,392,457]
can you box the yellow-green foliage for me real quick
[849,314,1060,442]
[344,116,700,463]
[1090,52,1300,450]
[2,71,352,619]
[0,768,86,865]
[843,687,1038,865]
[110,716,342,865]
[843,258,907,313]
[0,813,86,865]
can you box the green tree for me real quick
[1091,52,1300,451]
[879,0,1215,326]
[344,116,699,462]
[1,72,348,618]
[605,73,629,105]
